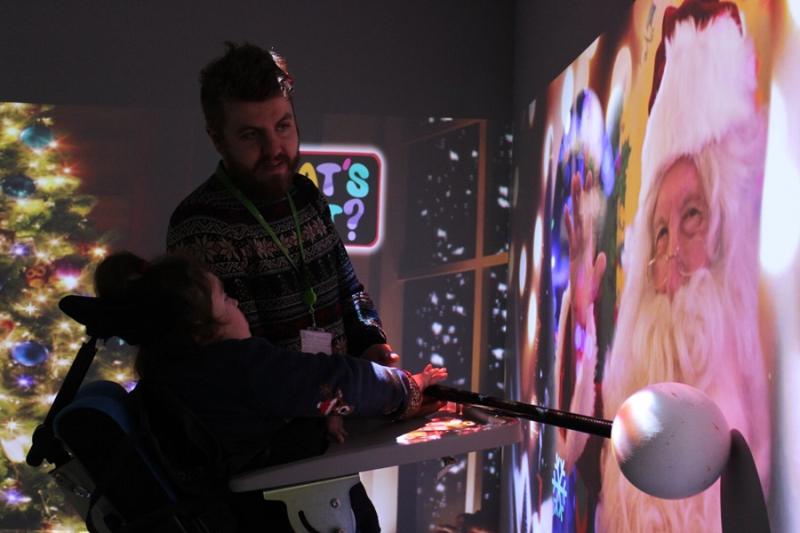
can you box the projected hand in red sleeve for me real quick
[565,170,607,330]
[557,170,606,471]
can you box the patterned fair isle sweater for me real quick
[166,164,387,356]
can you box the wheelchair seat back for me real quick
[54,380,235,532]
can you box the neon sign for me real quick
[299,145,385,253]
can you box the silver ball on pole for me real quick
[611,382,731,499]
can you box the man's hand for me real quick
[362,343,400,366]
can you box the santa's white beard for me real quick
[598,268,770,532]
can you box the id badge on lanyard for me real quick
[217,169,331,354]
[299,274,331,354]
[300,328,333,355]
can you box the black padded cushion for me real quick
[59,295,142,343]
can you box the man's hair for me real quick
[200,41,293,132]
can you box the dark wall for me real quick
[0,0,513,120]
[513,0,634,115]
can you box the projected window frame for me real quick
[397,118,510,531]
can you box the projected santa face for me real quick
[649,158,710,298]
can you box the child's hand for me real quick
[400,364,448,419]
[326,415,348,444]
[412,363,448,391]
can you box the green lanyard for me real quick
[216,168,318,325]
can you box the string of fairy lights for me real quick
[0,101,132,531]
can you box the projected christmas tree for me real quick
[0,102,131,530]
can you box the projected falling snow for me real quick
[480,265,509,522]
[400,271,473,530]
[484,127,513,255]
[405,124,479,268]
[403,272,474,387]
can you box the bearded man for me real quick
[167,42,398,367]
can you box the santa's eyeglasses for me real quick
[647,248,691,291]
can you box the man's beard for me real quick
[227,151,300,200]
[598,268,769,532]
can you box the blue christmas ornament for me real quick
[1,173,36,198]
[10,341,49,367]
[19,123,54,150]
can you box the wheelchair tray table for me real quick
[229,405,521,492]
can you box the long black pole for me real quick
[426,384,613,439]
[26,337,99,467]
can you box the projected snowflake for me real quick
[552,454,568,521]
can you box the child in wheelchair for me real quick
[64,251,447,532]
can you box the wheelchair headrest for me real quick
[59,295,142,343]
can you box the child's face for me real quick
[208,273,251,340]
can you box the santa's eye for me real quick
[682,206,704,235]
[653,226,668,255]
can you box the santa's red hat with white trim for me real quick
[641,0,758,199]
